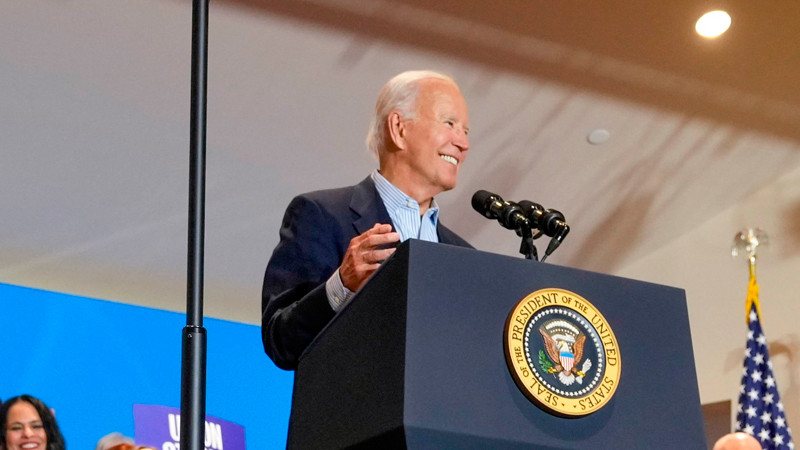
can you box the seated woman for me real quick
[0,394,66,450]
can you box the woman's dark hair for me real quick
[0,394,66,450]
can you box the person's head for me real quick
[96,432,134,450]
[0,395,66,450]
[367,70,470,203]
[712,432,762,450]
[105,444,156,450]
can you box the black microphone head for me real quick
[518,200,544,220]
[499,201,528,230]
[539,209,567,236]
[471,190,503,219]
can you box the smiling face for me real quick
[4,401,47,450]
[383,77,470,206]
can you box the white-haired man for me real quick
[262,70,472,370]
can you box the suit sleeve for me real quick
[262,195,347,370]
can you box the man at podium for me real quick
[262,70,473,370]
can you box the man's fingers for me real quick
[367,231,400,247]
[369,223,394,234]
[363,223,395,239]
[373,247,395,262]
[340,224,400,291]
[353,224,399,249]
[362,247,396,264]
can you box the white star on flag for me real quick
[736,302,794,450]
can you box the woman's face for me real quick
[5,400,47,450]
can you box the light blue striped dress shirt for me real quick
[370,170,440,243]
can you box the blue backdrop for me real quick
[0,282,293,449]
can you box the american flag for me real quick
[736,304,794,449]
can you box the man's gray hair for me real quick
[95,432,135,450]
[365,70,456,158]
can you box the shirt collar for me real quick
[371,170,440,218]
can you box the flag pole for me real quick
[732,228,765,323]
[731,228,795,449]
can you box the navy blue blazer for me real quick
[262,176,472,370]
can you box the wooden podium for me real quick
[287,240,706,449]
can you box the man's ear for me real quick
[387,111,407,150]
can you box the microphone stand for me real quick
[518,222,538,261]
[181,1,209,449]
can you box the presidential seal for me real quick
[504,288,621,417]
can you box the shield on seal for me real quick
[559,349,574,372]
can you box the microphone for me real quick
[518,200,570,259]
[517,201,568,238]
[471,190,529,231]
[472,190,571,262]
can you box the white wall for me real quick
[618,164,800,432]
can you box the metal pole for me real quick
[181,0,209,449]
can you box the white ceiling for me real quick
[3,0,800,329]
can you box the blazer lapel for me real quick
[350,176,393,235]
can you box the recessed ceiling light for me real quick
[696,10,731,38]
[587,129,610,145]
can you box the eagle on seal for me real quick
[539,328,590,386]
